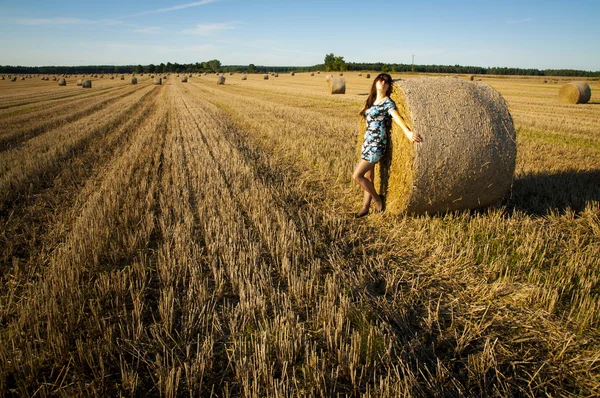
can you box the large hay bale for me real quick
[328,77,346,94]
[558,82,591,104]
[181,76,188,82]
[264,74,269,80]
[131,77,138,84]
[82,80,92,88]
[360,77,516,215]
[154,77,162,85]
[217,76,225,85]
[58,78,66,86]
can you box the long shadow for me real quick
[508,169,600,215]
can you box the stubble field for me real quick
[0,72,599,396]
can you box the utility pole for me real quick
[411,54,415,73]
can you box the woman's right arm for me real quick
[390,109,422,143]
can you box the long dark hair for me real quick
[360,73,393,117]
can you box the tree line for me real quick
[1,55,598,77]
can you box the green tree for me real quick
[146,64,156,73]
[382,64,389,73]
[248,63,256,73]
[134,64,144,74]
[324,53,335,71]
[208,59,221,73]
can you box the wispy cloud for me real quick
[123,0,219,18]
[132,27,163,34]
[506,18,532,24]
[181,22,237,35]
[11,17,93,26]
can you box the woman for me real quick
[353,73,422,218]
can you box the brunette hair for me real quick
[360,73,393,117]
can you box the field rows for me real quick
[0,73,599,396]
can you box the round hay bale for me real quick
[264,74,269,80]
[469,75,474,81]
[328,77,346,94]
[339,72,344,76]
[311,72,314,76]
[51,76,57,81]
[110,76,114,80]
[82,80,92,88]
[558,82,591,104]
[20,76,25,80]
[317,71,321,74]
[229,72,233,75]
[58,78,66,86]
[290,71,295,76]
[217,76,225,85]
[10,76,17,82]
[358,73,363,76]
[181,76,188,82]
[163,75,167,80]
[120,75,125,80]
[241,75,247,80]
[366,73,371,78]
[76,79,83,86]
[131,77,138,84]
[274,73,279,77]
[154,77,162,85]
[360,77,516,215]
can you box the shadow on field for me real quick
[508,169,600,215]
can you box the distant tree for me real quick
[134,64,144,74]
[324,53,336,71]
[146,64,156,73]
[382,64,390,73]
[248,63,256,73]
[158,63,166,73]
[166,62,173,72]
[391,65,398,73]
[208,59,221,73]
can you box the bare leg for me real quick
[353,160,383,214]
[361,168,374,214]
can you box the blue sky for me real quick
[1,0,598,70]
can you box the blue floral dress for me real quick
[361,97,397,164]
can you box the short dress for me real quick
[361,97,397,164]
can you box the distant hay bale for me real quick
[58,78,66,86]
[469,75,474,81]
[20,77,25,80]
[366,73,371,78]
[558,82,591,104]
[120,75,124,80]
[77,79,83,86]
[10,76,17,82]
[241,75,247,80]
[110,76,114,80]
[317,71,321,74]
[274,73,278,77]
[229,72,234,75]
[82,80,92,88]
[154,77,162,85]
[163,75,167,80]
[290,72,295,76]
[264,74,269,80]
[358,73,363,76]
[360,77,516,215]
[51,76,57,81]
[181,76,188,82]
[311,72,314,76]
[217,76,225,85]
[339,72,344,76]
[328,77,346,94]
[131,77,138,84]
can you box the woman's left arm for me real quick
[390,109,423,143]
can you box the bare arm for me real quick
[390,109,423,143]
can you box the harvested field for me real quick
[0,72,599,396]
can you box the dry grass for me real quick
[0,72,598,396]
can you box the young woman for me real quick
[353,73,422,218]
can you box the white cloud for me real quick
[181,22,237,35]
[132,27,163,34]
[123,0,219,17]
[11,17,93,26]
[506,18,532,24]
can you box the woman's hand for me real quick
[405,130,423,143]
